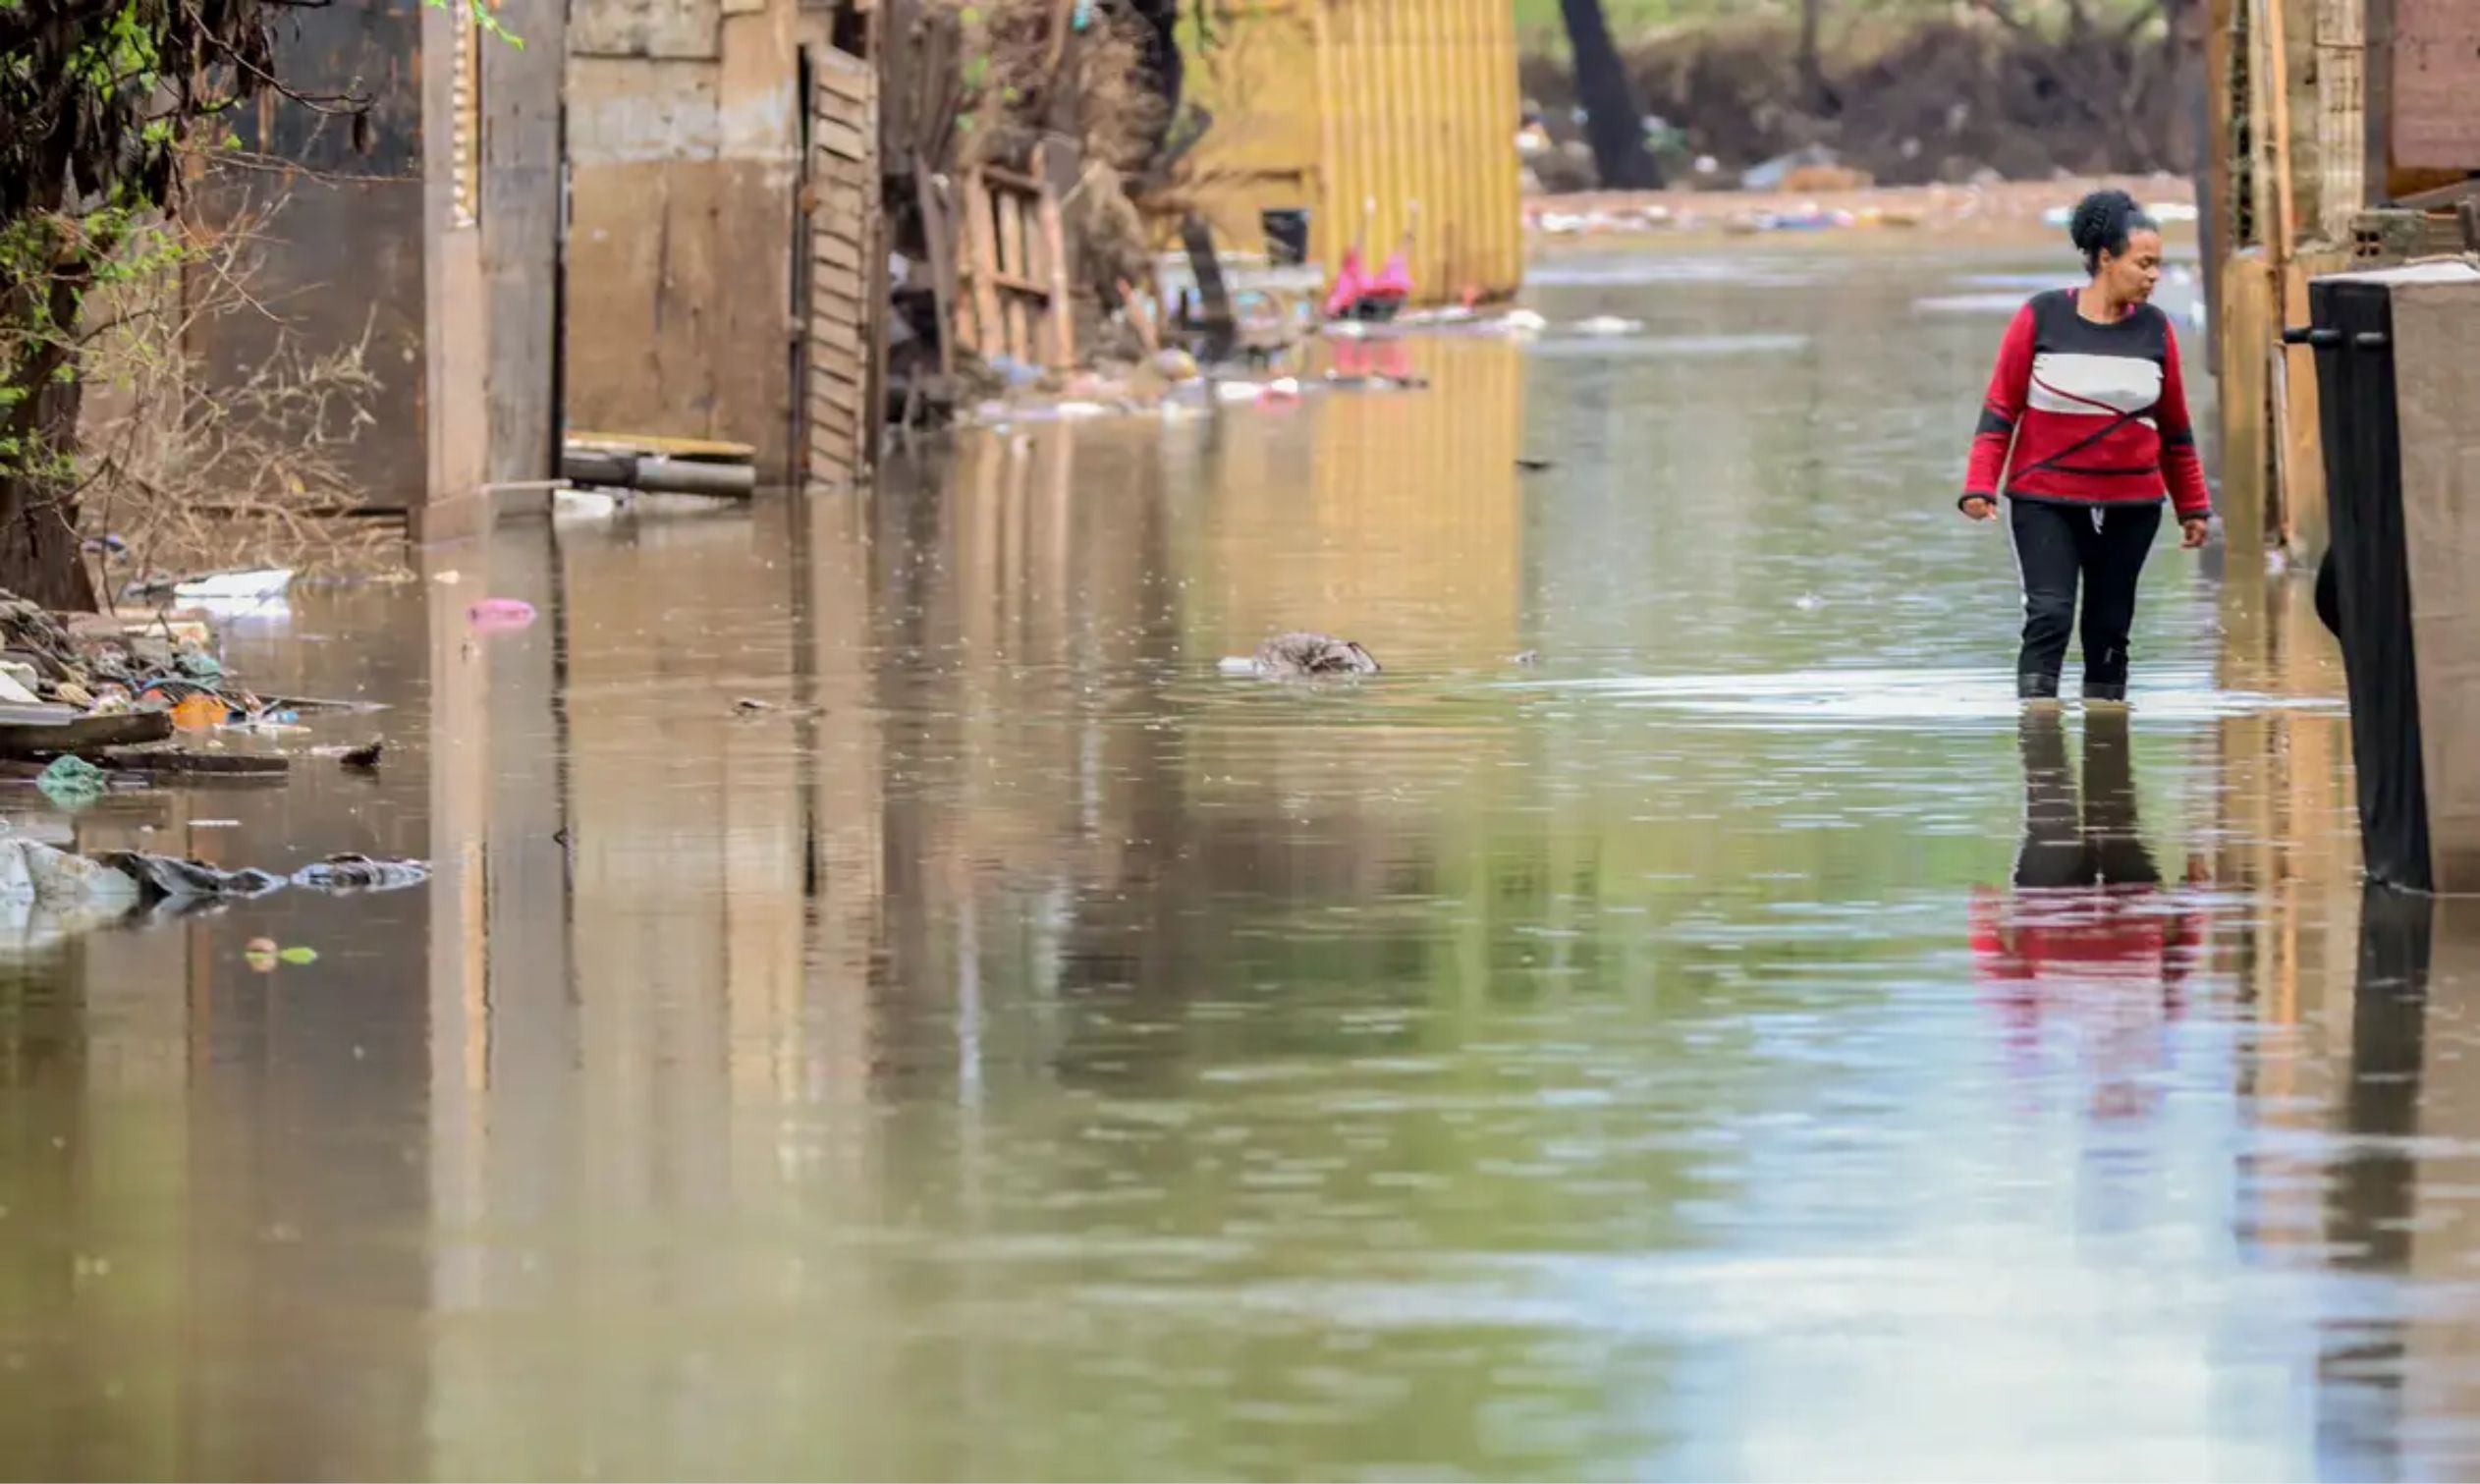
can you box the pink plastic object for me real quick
[468,597,538,633]
[1323,247,1369,319]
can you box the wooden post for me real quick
[997,188,1029,361]
[2202,0,2236,377]
[479,0,567,486]
[964,169,1004,360]
[420,0,488,507]
[2258,0,2328,552]
[915,161,958,378]
[1031,142,1075,370]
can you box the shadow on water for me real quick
[2,252,2474,1479]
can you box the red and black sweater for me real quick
[1961,290,2212,520]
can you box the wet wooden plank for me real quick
[998,191,1030,360]
[0,709,178,758]
[805,46,877,486]
[815,52,873,104]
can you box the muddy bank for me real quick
[1520,13,2194,192]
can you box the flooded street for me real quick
[6,247,2471,1481]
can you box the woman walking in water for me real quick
[1960,188,2213,702]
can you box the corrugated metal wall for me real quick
[1185,0,1523,303]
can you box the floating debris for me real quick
[167,569,294,603]
[1226,632,1383,679]
[292,853,430,895]
[34,755,107,807]
[468,598,538,633]
[339,740,384,771]
[100,852,287,902]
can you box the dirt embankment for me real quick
[1520,13,2195,192]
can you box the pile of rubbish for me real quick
[0,582,358,771]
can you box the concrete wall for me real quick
[565,0,819,483]
[190,0,430,511]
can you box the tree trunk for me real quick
[0,407,100,613]
[0,269,100,612]
[1558,0,1662,190]
[1798,0,1830,112]
[2161,0,2198,173]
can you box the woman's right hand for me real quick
[1960,495,1997,521]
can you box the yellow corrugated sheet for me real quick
[1183,0,1523,303]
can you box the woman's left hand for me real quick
[2180,517,2211,549]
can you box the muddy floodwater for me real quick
[5,249,2472,1481]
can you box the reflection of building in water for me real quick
[1186,337,1524,668]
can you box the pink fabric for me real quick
[1324,247,1369,318]
[1371,249,1413,299]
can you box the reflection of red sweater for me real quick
[1970,885,2202,1011]
[1973,884,2207,1120]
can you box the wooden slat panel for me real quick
[809,376,862,415]
[814,54,872,104]
[812,232,862,272]
[808,315,863,355]
[804,45,876,487]
[813,115,869,164]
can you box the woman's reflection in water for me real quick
[1971,707,2208,1119]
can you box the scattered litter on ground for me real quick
[1512,650,1541,666]
[189,819,240,828]
[1224,632,1384,679]
[1517,457,1558,471]
[35,755,108,807]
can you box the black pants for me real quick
[2009,498,2162,699]
[2012,707,2160,890]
